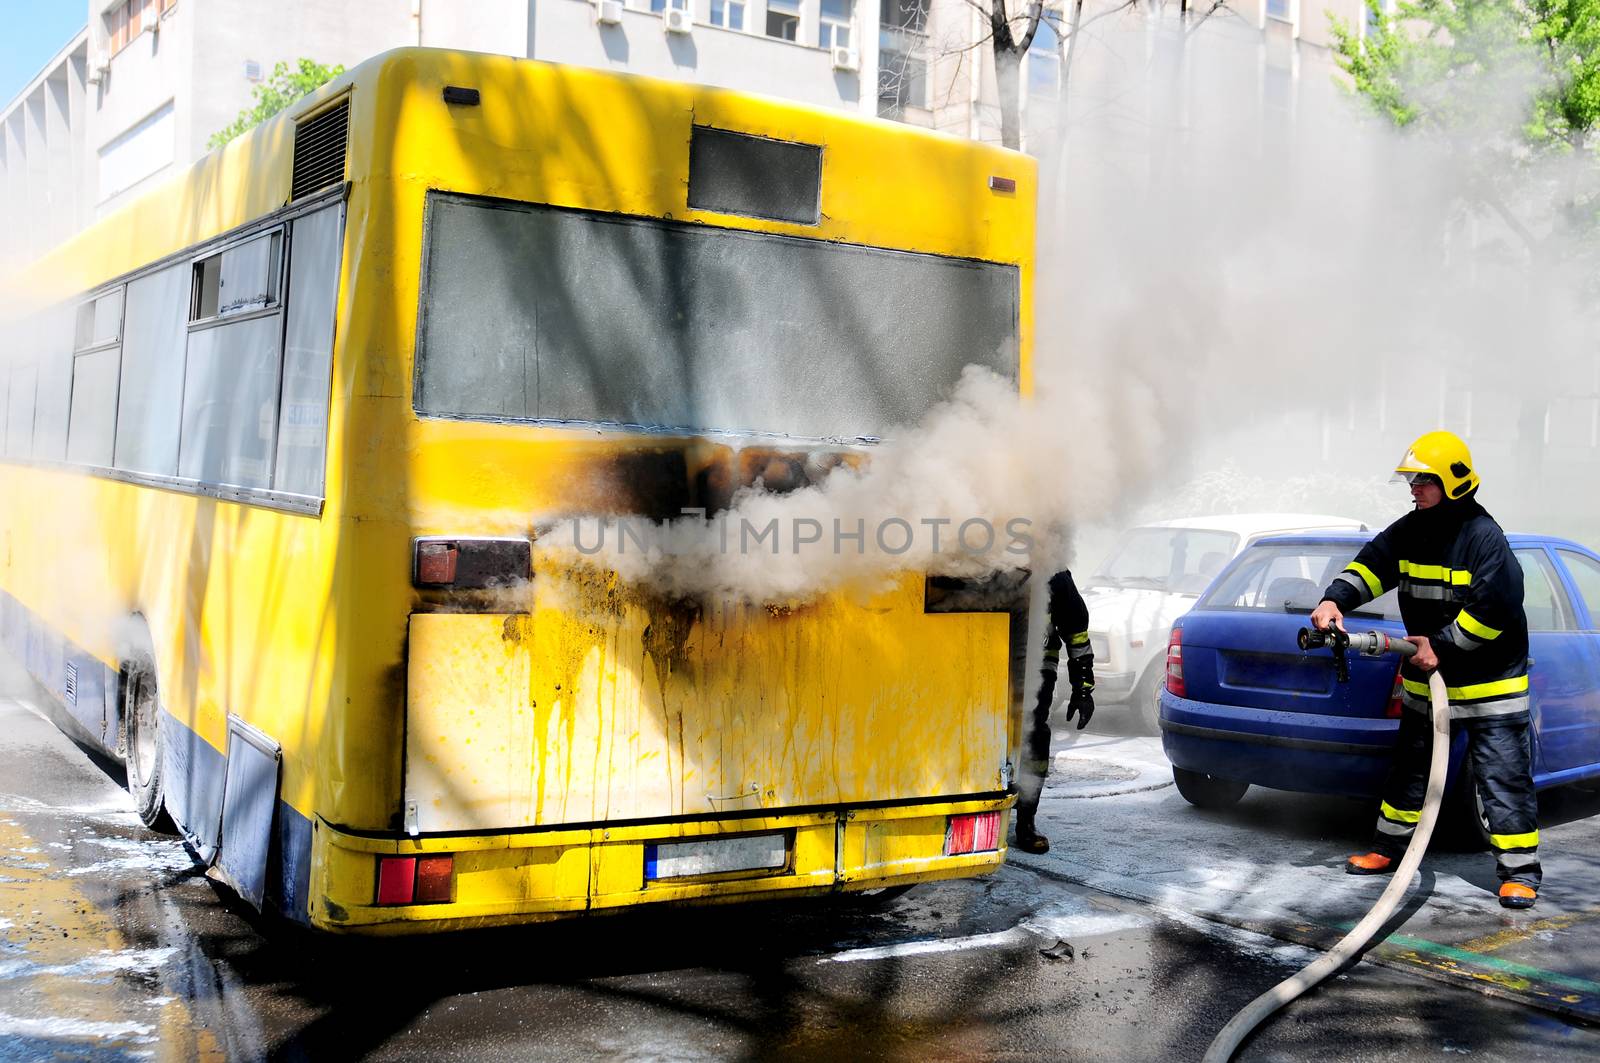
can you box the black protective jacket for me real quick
[1321,496,1529,720]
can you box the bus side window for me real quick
[33,307,76,463]
[179,227,287,491]
[178,317,280,490]
[273,205,343,498]
[5,364,37,460]
[115,265,190,477]
[66,288,125,468]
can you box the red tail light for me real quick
[1165,628,1186,697]
[413,537,531,590]
[376,856,417,905]
[1386,666,1405,718]
[376,853,456,905]
[415,854,455,903]
[946,811,1001,855]
[416,542,458,585]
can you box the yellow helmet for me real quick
[1393,430,1480,500]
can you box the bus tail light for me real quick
[945,811,1001,855]
[416,542,458,585]
[376,856,416,905]
[412,537,532,589]
[415,855,455,903]
[1386,667,1405,718]
[1165,628,1185,698]
[376,854,455,905]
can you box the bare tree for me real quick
[914,0,1228,152]
[989,1,1049,150]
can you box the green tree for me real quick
[1330,0,1600,249]
[208,59,345,150]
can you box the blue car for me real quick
[1158,533,1600,830]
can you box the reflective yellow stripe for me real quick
[1397,561,1472,585]
[1070,631,1090,645]
[1380,801,1421,824]
[1402,674,1530,700]
[1346,561,1384,599]
[1456,610,1502,640]
[1490,830,1539,850]
[1399,560,1446,580]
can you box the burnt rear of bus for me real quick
[310,51,1036,931]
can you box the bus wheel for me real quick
[122,664,173,831]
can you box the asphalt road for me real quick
[2,658,1598,1061]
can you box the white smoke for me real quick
[534,10,1600,603]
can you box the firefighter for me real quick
[1016,569,1095,854]
[1310,430,1539,909]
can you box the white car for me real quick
[1080,514,1369,731]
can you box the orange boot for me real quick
[1344,851,1396,876]
[1498,882,1537,910]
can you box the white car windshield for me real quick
[1090,528,1240,594]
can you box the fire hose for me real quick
[1202,628,1450,1063]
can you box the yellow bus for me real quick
[0,48,1035,933]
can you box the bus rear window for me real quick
[414,193,1019,441]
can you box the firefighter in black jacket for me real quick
[1311,430,1539,909]
[1016,569,1095,854]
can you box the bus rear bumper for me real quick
[308,795,1013,934]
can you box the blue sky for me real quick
[1,1,88,106]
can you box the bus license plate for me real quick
[644,833,787,881]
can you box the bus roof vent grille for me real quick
[292,98,349,200]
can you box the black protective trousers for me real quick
[1372,707,1542,888]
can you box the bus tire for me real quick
[121,663,174,832]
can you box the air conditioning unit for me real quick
[664,7,692,33]
[87,61,109,85]
[596,0,623,25]
[831,46,858,72]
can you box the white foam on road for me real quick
[822,898,1151,964]
[39,947,179,980]
[0,1011,155,1040]
[64,837,194,878]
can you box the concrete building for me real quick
[2,0,1389,274]
[0,0,891,274]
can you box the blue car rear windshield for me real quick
[1199,542,1402,619]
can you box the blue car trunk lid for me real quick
[1178,611,1405,719]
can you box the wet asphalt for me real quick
[2,671,1598,1061]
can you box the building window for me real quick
[107,0,164,58]
[650,0,689,12]
[1363,0,1393,38]
[710,0,745,28]
[1027,12,1061,97]
[820,0,853,49]
[878,0,929,117]
[1265,0,1292,21]
[767,0,800,40]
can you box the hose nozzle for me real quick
[1298,627,1416,684]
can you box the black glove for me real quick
[1065,653,1095,730]
[1065,687,1094,729]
